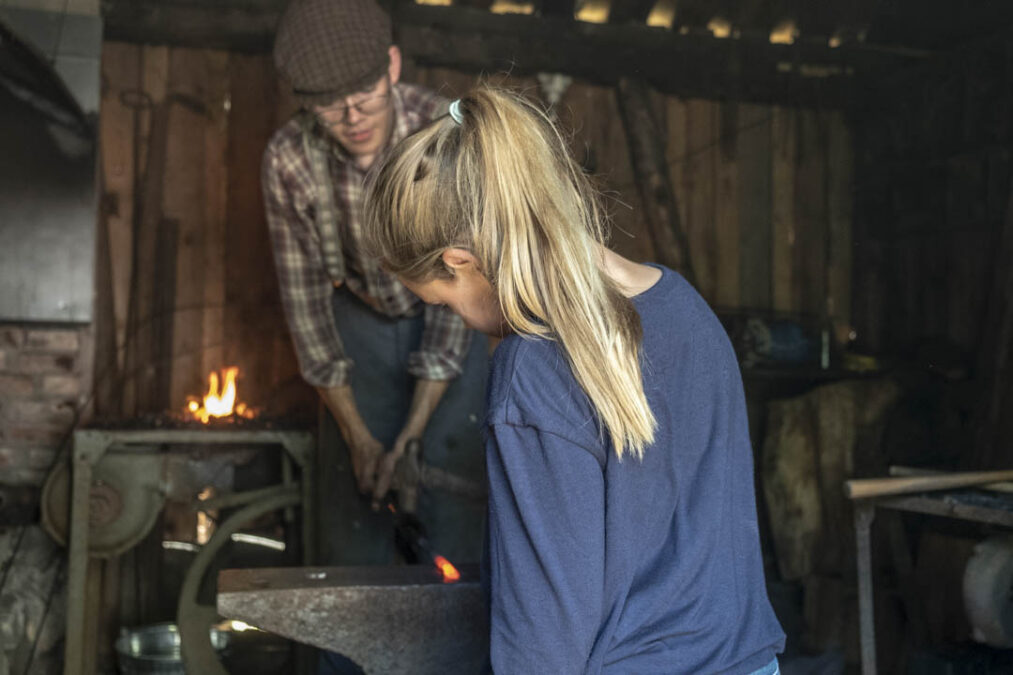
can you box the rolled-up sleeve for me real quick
[263,145,352,388]
[406,304,472,381]
[485,422,605,674]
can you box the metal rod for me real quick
[855,502,877,675]
[198,484,297,511]
[63,450,93,675]
[282,453,295,524]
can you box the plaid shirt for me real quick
[263,82,470,388]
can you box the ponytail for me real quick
[366,87,656,459]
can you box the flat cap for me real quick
[274,0,393,107]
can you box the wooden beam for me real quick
[608,0,655,25]
[102,1,924,108]
[671,0,715,31]
[615,78,696,284]
[455,0,494,10]
[539,0,575,19]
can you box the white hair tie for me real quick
[448,99,464,125]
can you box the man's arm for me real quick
[263,140,384,493]
[371,304,472,504]
[317,384,384,495]
[371,378,450,505]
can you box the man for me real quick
[263,0,486,575]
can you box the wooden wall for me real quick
[96,43,306,419]
[95,45,854,419]
[409,65,853,322]
[852,35,1013,468]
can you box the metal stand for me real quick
[854,502,877,675]
[62,428,315,675]
[852,491,1013,675]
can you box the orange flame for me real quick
[433,555,460,583]
[184,367,256,424]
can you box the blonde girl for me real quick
[365,87,785,674]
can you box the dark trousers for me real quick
[317,288,488,673]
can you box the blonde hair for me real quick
[365,87,656,460]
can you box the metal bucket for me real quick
[115,623,229,675]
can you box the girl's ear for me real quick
[441,247,479,272]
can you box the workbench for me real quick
[853,488,1013,675]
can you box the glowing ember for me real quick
[433,555,460,583]
[184,366,256,424]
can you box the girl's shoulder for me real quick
[486,335,600,449]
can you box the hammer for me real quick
[391,439,486,514]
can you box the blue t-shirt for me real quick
[483,265,786,674]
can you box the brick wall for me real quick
[0,324,92,486]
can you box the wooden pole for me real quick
[845,469,1013,500]
[615,78,698,286]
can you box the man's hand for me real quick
[371,433,413,510]
[347,430,385,495]
[371,379,451,507]
[317,385,386,495]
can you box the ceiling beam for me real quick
[608,0,656,25]
[539,0,575,19]
[454,0,495,10]
[102,1,925,108]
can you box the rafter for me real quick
[102,0,924,108]
[608,0,656,25]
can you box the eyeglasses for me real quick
[314,87,392,126]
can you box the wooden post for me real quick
[615,78,697,286]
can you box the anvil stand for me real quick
[61,428,315,675]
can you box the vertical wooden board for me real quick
[919,232,946,342]
[794,110,828,320]
[201,51,230,382]
[737,103,773,310]
[560,82,651,261]
[165,48,210,409]
[227,53,285,408]
[268,56,303,396]
[99,43,139,374]
[138,46,170,175]
[714,102,740,309]
[124,45,170,415]
[771,106,797,313]
[684,99,716,301]
[665,97,689,243]
[827,111,853,336]
[414,66,479,100]
[954,229,992,353]
[273,61,300,125]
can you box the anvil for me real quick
[217,565,487,674]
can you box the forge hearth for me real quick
[88,410,313,431]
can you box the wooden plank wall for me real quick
[96,46,853,418]
[407,65,851,316]
[852,36,1013,467]
[96,43,306,418]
